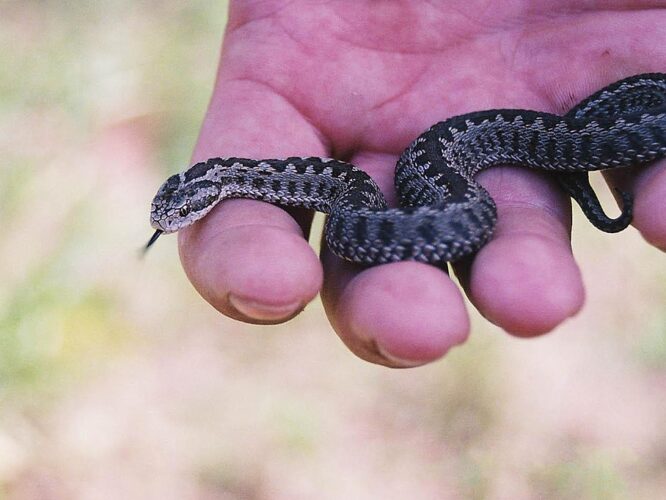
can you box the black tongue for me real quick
[143,230,163,253]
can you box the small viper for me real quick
[147,73,666,265]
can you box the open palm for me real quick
[178,0,666,367]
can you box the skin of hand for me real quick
[178,0,666,368]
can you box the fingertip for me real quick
[332,262,470,367]
[469,233,585,337]
[463,167,584,336]
[632,163,666,251]
[178,202,323,323]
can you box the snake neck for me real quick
[198,157,387,214]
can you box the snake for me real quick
[147,73,666,265]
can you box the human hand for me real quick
[178,0,666,367]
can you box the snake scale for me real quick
[147,73,666,265]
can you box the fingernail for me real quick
[375,343,426,368]
[228,294,302,321]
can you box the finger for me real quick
[179,78,327,323]
[603,161,666,251]
[455,167,586,337]
[320,152,470,368]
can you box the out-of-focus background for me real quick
[1,1,665,498]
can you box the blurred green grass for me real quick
[0,1,665,498]
[0,0,227,394]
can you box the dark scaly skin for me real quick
[148,73,666,265]
[557,73,666,231]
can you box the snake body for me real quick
[148,73,666,264]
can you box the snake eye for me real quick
[179,203,191,217]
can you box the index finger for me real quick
[178,78,327,323]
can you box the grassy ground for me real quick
[1,1,665,498]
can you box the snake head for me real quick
[149,171,221,233]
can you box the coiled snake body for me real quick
[148,73,666,265]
